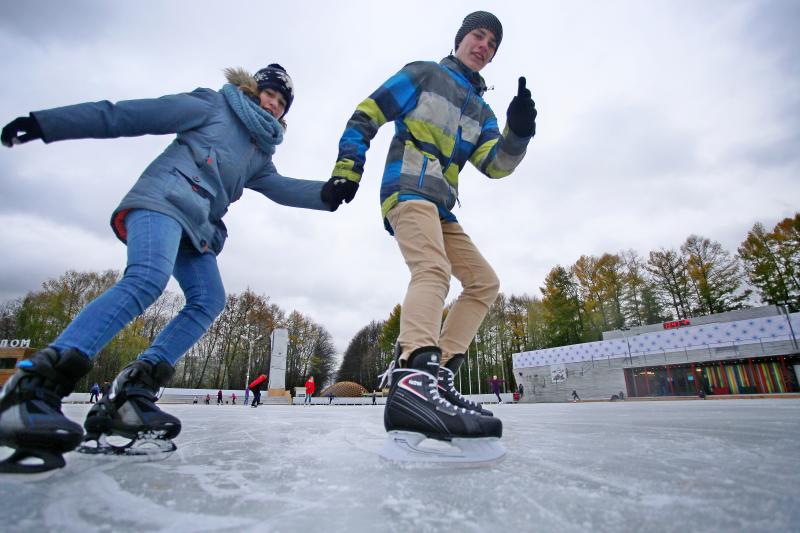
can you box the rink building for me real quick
[512,306,800,402]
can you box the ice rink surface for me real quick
[1,399,798,532]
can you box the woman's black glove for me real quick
[1,115,43,147]
[321,177,359,211]
[506,77,537,137]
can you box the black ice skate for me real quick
[380,346,505,466]
[77,359,180,460]
[437,353,493,417]
[0,348,90,476]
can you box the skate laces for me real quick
[378,360,396,389]
[450,379,478,407]
[441,369,479,409]
[429,381,450,408]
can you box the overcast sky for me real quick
[1,0,798,356]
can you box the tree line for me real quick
[0,275,336,394]
[335,213,799,393]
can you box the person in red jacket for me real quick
[304,376,315,405]
[248,374,267,408]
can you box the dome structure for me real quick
[319,381,368,398]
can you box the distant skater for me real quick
[89,382,100,404]
[249,374,267,407]
[572,390,581,402]
[489,375,504,403]
[304,376,315,405]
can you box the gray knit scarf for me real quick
[221,83,284,155]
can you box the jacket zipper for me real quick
[417,155,428,189]
[442,87,472,176]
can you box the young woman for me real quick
[0,64,333,474]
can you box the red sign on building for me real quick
[663,319,691,329]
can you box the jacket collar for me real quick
[440,55,488,96]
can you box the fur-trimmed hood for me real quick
[224,67,259,99]
[223,67,287,128]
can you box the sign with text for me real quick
[663,319,691,329]
[0,339,31,348]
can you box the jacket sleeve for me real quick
[31,89,216,143]
[468,108,532,179]
[247,162,331,211]
[331,63,425,183]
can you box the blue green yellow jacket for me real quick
[333,55,532,231]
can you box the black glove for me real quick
[321,177,359,212]
[506,77,537,137]
[1,115,43,147]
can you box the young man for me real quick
[323,11,536,463]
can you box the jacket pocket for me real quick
[398,144,456,209]
[167,164,217,226]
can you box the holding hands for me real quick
[506,77,536,137]
[321,177,359,211]
[1,115,42,147]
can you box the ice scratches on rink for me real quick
[1,400,799,532]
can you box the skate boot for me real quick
[78,359,180,460]
[437,353,493,417]
[0,348,90,475]
[380,346,505,466]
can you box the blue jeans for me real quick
[52,209,226,366]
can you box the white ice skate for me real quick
[379,431,506,467]
[76,431,175,461]
[77,360,180,462]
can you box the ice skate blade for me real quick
[0,446,65,480]
[378,431,506,468]
[76,432,176,462]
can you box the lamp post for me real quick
[778,303,798,350]
[474,345,482,395]
[466,346,473,395]
[240,332,263,394]
[620,326,633,365]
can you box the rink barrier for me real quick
[62,390,800,405]
[63,391,518,405]
[64,388,253,405]
[293,392,516,406]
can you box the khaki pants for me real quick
[386,200,499,365]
